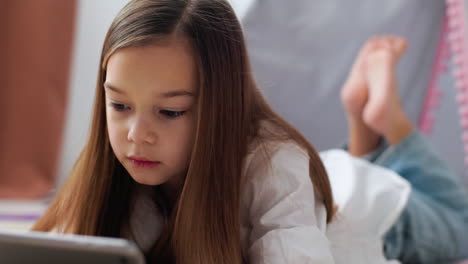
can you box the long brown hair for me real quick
[33,0,335,263]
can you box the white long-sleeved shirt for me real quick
[126,141,410,264]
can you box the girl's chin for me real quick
[131,176,166,186]
[127,169,167,186]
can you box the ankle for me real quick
[383,110,414,145]
[347,116,381,156]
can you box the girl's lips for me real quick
[128,157,160,168]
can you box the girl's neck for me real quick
[159,173,184,211]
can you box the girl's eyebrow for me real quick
[104,82,126,95]
[104,82,196,98]
[159,90,196,98]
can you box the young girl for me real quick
[33,0,468,263]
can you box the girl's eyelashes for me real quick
[107,101,187,119]
[159,110,186,119]
[109,102,130,112]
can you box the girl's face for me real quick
[104,39,197,188]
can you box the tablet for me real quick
[0,230,145,264]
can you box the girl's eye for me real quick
[160,110,186,119]
[110,102,130,112]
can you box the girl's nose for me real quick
[127,117,157,145]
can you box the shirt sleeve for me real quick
[242,142,335,264]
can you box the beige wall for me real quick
[0,1,76,198]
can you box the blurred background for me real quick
[1,0,468,235]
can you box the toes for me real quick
[352,36,385,74]
[365,36,382,50]
[368,49,394,65]
[372,36,391,51]
[382,35,408,56]
[347,38,378,82]
[363,36,385,54]
[367,35,408,64]
[357,36,383,61]
[369,35,408,55]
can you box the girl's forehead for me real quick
[105,39,198,96]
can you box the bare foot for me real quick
[341,37,379,116]
[363,36,413,144]
[342,36,413,155]
[341,37,387,156]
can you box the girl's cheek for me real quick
[107,122,125,144]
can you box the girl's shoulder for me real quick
[241,135,316,213]
[244,137,308,181]
[245,120,309,172]
[242,120,312,198]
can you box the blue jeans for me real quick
[362,131,468,263]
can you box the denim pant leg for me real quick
[364,131,468,263]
